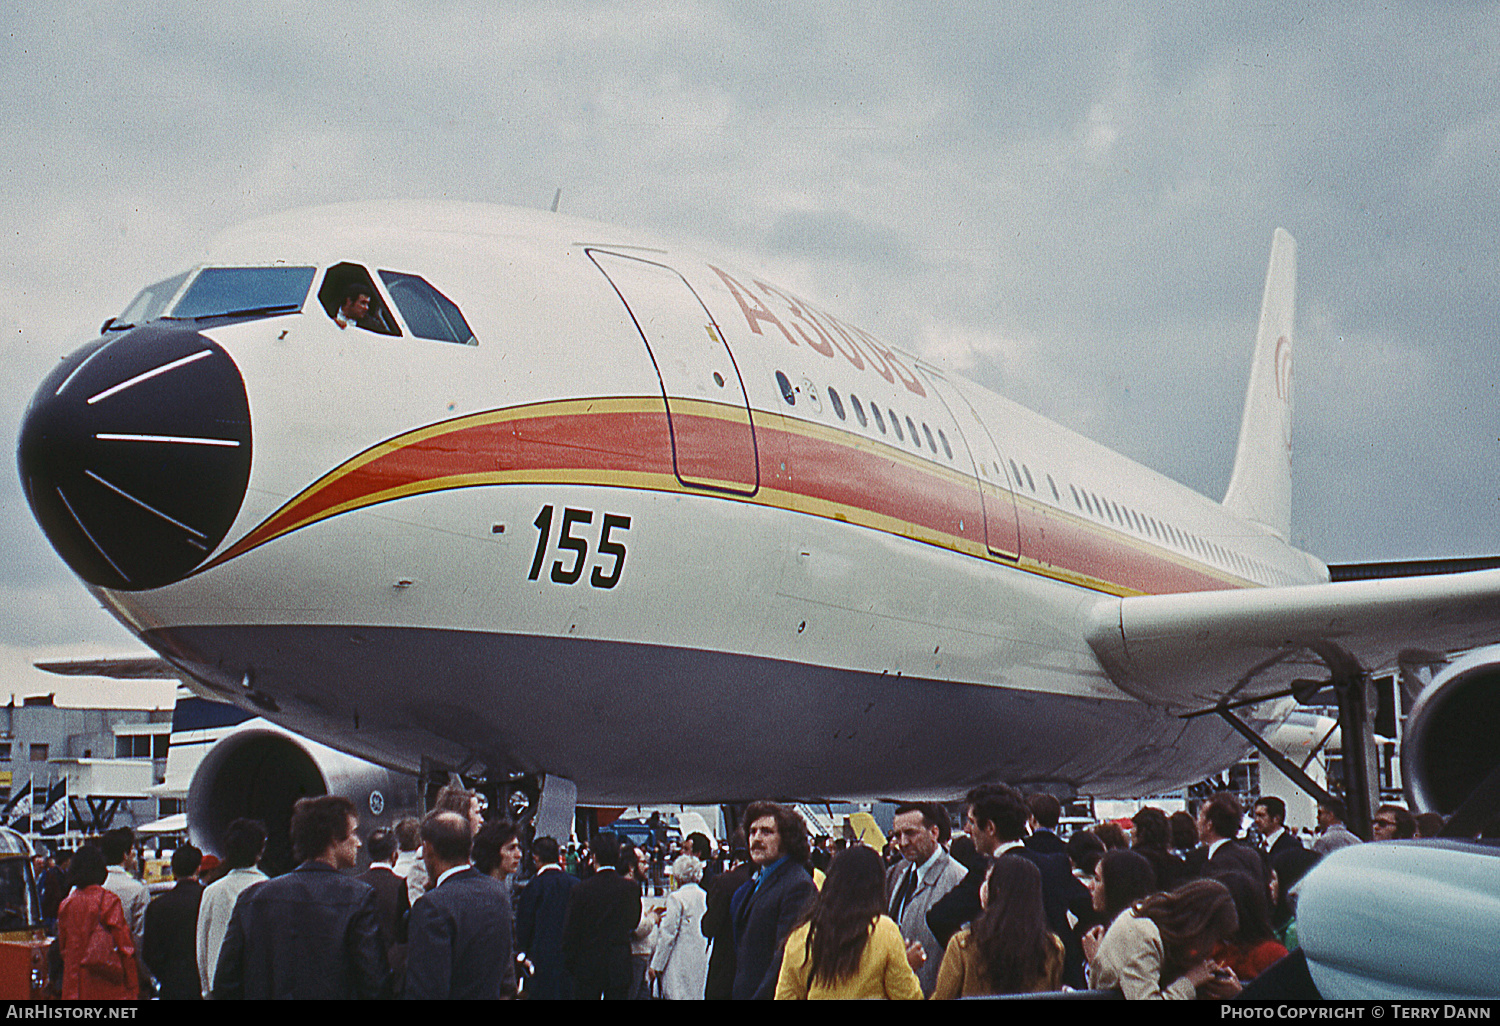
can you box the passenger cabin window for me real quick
[776,371,795,405]
[379,270,477,345]
[828,387,846,420]
[318,263,401,336]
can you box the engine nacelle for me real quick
[1404,645,1500,818]
[187,719,418,873]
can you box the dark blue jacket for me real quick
[515,866,578,1001]
[213,861,388,1000]
[730,858,815,1000]
[404,866,515,1000]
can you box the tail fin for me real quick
[1222,228,1296,540]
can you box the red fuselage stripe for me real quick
[204,399,1242,596]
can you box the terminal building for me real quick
[0,693,173,845]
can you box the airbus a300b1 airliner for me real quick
[17,203,1500,820]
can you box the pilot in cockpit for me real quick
[333,283,373,330]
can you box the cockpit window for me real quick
[167,266,316,321]
[112,270,192,329]
[378,270,477,345]
[318,263,401,335]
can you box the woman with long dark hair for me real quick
[1131,806,1186,890]
[1090,878,1242,999]
[774,845,922,1000]
[1212,870,1287,981]
[1081,849,1160,981]
[931,854,1064,998]
[1089,849,1159,925]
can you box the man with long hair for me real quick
[731,801,816,999]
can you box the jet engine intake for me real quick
[186,721,418,873]
[1404,645,1500,824]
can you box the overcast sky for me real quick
[3,3,1499,696]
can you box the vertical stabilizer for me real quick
[1222,228,1296,540]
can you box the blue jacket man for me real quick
[731,802,816,1000]
[213,796,387,1000]
[404,810,516,1000]
[515,836,578,1000]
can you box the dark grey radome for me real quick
[18,324,252,591]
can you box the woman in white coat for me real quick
[648,854,710,999]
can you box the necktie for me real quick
[891,865,918,920]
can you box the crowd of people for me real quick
[34,785,1447,1000]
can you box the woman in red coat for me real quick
[56,846,138,1000]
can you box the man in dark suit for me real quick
[515,835,577,1000]
[701,839,751,1000]
[359,828,410,990]
[143,845,204,1000]
[213,796,388,999]
[730,801,816,1000]
[1024,793,1068,856]
[1253,796,1304,860]
[926,783,1091,988]
[1192,792,1268,885]
[403,811,516,1000]
[561,831,641,1000]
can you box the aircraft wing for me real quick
[34,655,184,680]
[1085,569,1500,711]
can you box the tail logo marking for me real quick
[1275,335,1293,403]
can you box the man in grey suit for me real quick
[404,811,517,999]
[885,802,965,995]
[1312,798,1361,854]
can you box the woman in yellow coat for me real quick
[931,854,1064,998]
[775,845,923,1000]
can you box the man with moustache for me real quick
[730,802,816,1000]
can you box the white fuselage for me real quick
[73,202,1324,802]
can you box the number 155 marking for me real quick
[528,505,631,589]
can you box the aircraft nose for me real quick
[17,324,253,591]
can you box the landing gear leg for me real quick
[534,774,577,842]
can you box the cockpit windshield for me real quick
[167,266,316,320]
[110,266,317,330]
[113,269,192,329]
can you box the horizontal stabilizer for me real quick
[35,656,183,680]
[1086,569,1500,711]
[1329,556,1500,582]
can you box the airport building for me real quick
[0,693,173,845]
